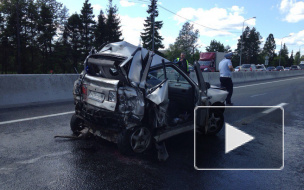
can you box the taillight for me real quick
[81,85,87,95]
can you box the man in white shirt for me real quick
[219,53,234,105]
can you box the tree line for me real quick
[165,23,303,67]
[0,0,123,74]
[0,0,303,74]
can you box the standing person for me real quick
[219,53,234,105]
[175,52,190,75]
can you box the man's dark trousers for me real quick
[220,77,233,104]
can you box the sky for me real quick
[57,0,304,56]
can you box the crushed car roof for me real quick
[97,41,169,67]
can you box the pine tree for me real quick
[262,33,276,62]
[140,0,164,52]
[0,10,8,73]
[1,0,28,73]
[58,6,69,39]
[206,40,225,52]
[25,0,40,73]
[236,27,262,64]
[174,22,199,56]
[80,0,95,56]
[65,14,82,69]
[52,6,71,73]
[289,50,294,66]
[38,3,57,72]
[294,51,300,65]
[106,0,123,43]
[279,43,289,66]
[94,10,107,49]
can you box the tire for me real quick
[70,114,84,135]
[117,126,152,155]
[205,110,224,135]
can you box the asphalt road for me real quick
[1,76,304,190]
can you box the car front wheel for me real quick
[206,111,224,135]
[117,126,152,155]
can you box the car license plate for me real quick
[88,91,105,102]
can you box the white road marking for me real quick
[0,111,74,125]
[234,76,304,89]
[17,151,71,164]
[250,93,268,98]
[262,103,288,114]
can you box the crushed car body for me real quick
[71,41,228,157]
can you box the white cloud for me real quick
[158,1,163,5]
[141,4,147,8]
[279,0,304,22]
[162,36,175,49]
[274,30,304,53]
[120,0,135,7]
[282,30,304,46]
[173,6,255,37]
[92,4,103,11]
[120,15,145,46]
[279,0,291,12]
[230,6,244,14]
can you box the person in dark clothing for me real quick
[219,53,234,105]
[175,52,190,75]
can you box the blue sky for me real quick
[57,0,304,55]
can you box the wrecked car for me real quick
[70,41,228,156]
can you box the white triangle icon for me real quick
[225,123,255,154]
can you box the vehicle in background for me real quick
[290,65,301,70]
[266,66,276,71]
[234,66,240,72]
[256,64,266,71]
[290,65,300,70]
[298,63,304,70]
[239,64,257,71]
[284,67,290,71]
[275,66,285,71]
[188,64,194,72]
[198,52,226,72]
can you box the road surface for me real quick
[1,76,304,189]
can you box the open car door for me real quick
[193,62,210,133]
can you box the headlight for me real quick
[108,91,117,102]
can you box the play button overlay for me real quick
[194,106,284,170]
[225,123,255,154]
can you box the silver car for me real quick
[239,64,256,71]
[256,64,266,71]
[71,41,228,157]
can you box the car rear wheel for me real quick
[70,114,84,135]
[117,126,152,155]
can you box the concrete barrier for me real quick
[0,71,303,108]
[0,74,79,108]
[203,70,304,86]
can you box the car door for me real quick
[193,62,209,133]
